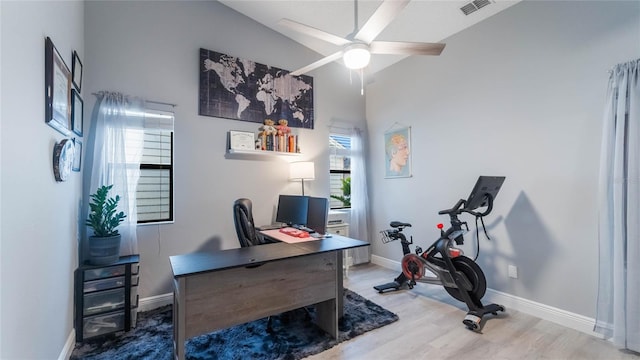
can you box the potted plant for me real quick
[86,184,127,265]
[330,177,351,207]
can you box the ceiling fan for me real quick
[279,0,446,77]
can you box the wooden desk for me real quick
[169,236,368,360]
[260,230,359,317]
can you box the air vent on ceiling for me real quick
[460,0,492,16]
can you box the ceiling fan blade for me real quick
[290,51,344,76]
[278,18,351,46]
[370,41,446,56]
[354,0,411,44]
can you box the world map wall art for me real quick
[199,48,314,129]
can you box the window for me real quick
[125,106,174,224]
[329,134,351,209]
[138,128,173,223]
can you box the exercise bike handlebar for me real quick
[438,199,467,216]
[437,194,495,219]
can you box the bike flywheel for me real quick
[401,253,425,280]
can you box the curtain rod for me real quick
[328,120,356,131]
[145,99,177,107]
[328,125,353,131]
[91,92,177,107]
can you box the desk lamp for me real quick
[289,161,315,196]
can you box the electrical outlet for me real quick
[508,265,518,279]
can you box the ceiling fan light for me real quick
[343,44,371,70]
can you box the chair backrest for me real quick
[233,198,261,247]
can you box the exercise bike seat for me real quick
[390,221,412,228]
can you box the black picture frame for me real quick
[72,50,83,92]
[71,89,83,137]
[45,37,72,135]
[72,138,82,172]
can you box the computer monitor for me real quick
[275,195,309,227]
[306,197,329,234]
[465,176,506,211]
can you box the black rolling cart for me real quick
[74,255,140,342]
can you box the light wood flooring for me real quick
[308,263,639,360]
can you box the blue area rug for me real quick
[70,289,398,360]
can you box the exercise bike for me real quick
[374,176,506,331]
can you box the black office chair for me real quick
[233,198,263,247]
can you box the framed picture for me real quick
[199,48,314,129]
[384,126,412,178]
[72,139,82,172]
[228,130,256,151]
[71,89,83,137]
[72,50,83,92]
[45,37,72,136]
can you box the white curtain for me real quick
[84,91,145,258]
[350,126,371,264]
[595,58,640,352]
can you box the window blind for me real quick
[137,106,174,223]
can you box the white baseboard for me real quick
[58,330,76,360]
[371,254,402,272]
[138,292,173,311]
[370,254,602,338]
[482,288,601,337]
[58,293,174,360]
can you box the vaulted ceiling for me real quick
[219,0,520,74]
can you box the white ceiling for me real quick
[219,0,521,74]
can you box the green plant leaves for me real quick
[86,185,127,237]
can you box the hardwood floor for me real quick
[308,263,639,360]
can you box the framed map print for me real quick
[198,48,314,129]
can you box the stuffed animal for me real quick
[276,119,291,136]
[259,119,277,136]
[258,119,277,150]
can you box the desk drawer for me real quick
[84,276,125,292]
[84,266,125,281]
[83,311,124,339]
[84,288,125,315]
[327,224,349,237]
[84,274,138,292]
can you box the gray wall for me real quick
[366,0,640,318]
[0,1,84,358]
[2,0,638,357]
[84,1,365,301]
[0,1,364,358]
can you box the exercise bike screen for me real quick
[465,176,506,211]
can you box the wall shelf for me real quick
[225,148,301,159]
